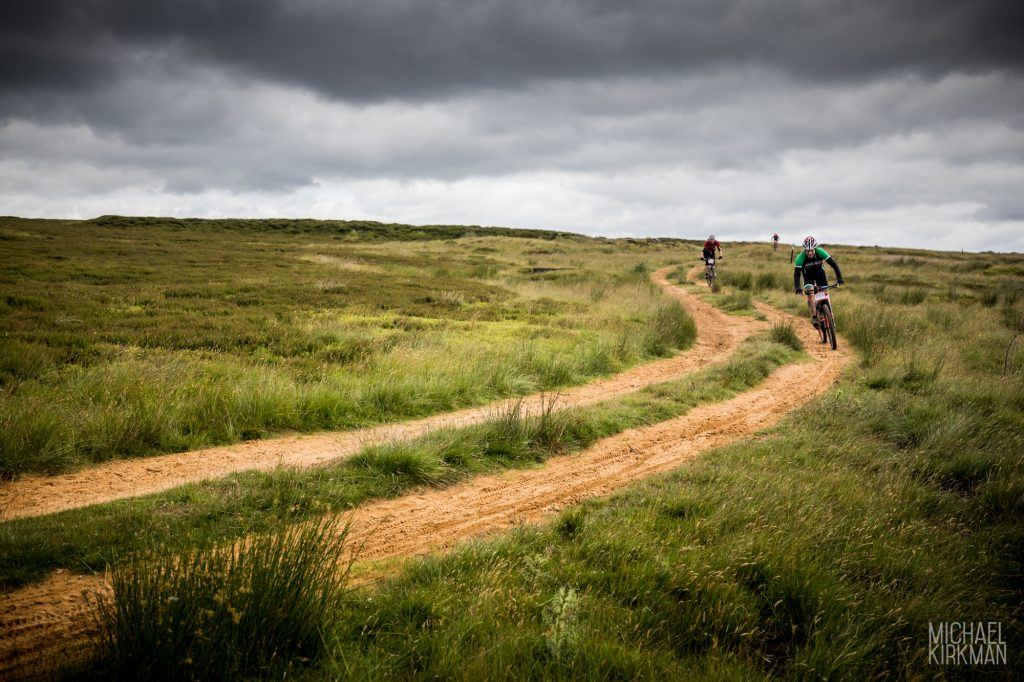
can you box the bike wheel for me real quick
[822,302,837,350]
[815,305,831,342]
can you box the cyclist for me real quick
[702,234,722,263]
[793,236,844,327]
[771,233,780,250]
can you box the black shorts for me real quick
[702,248,715,261]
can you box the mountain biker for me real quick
[771,233,780,249]
[702,235,722,262]
[793,236,844,327]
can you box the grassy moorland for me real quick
[0,216,695,478]
[302,242,1022,679]
[302,242,1020,679]
[6,225,1022,679]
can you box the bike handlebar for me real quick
[796,283,844,293]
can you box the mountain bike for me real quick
[802,283,839,350]
[704,258,717,288]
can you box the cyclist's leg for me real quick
[801,277,816,322]
[810,272,829,324]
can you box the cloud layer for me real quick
[2,0,1023,249]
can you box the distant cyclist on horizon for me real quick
[702,234,723,263]
[772,232,780,251]
[794,236,844,328]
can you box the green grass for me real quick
[10,230,1024,678]
[318,387,1021,678]
[720,268,791,294]
[297,242,1024,679]
[85,517,351,681]
[85,214,584,242]
[715,290,754,313]
[0,335,799,590]
[0,217,698,477]
[668,265,757,314]
[769,321,803,352]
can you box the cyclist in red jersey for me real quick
[701,235,722,262]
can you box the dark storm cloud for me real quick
[3,70,1020,196]
[3,0,1023,108]
[2,0,1022,250]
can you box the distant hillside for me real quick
[85,215,588,243]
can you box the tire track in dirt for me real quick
[0,267,752,521]
[0,268,851,679]
[0,572,98,680]
[347,312,850,562]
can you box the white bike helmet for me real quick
[802,236,817,250]
[708,234,716,240]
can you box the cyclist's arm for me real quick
[825,257,843,283]
[793,251,805,291]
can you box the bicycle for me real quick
[802,283,839,350]
[704,257,717,288]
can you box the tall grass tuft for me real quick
[642,301,697,355]
[718,290,753,312]
[894,287,928,305]
[756,271,786,292]
[722,269,788,293]
[89,518,351,681]
[769,321,803,352]
[725,270,754,291]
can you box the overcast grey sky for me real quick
[2,0,1023,250]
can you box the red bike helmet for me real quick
[802,236,817,250]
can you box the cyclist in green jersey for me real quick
[794,236,844,327]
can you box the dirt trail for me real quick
[0,268,853,678]
[347,279,850,562]
[0,267,753,521]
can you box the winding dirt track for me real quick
[0,267,852,678]
[0,267,751,521]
